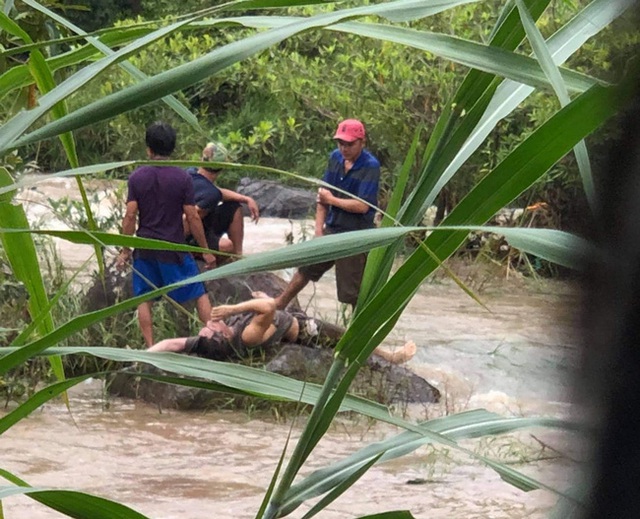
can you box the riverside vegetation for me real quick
[0,0,637,517]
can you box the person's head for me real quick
[195,324,233,359]
[145,121,176,158]
[333,119,366,162]
[200,141,231,178]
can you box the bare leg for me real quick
[226,206,245,256]
[274,270,310,310]
[137,301,154,347]
[373,341,417,365]
[195,294,212,325]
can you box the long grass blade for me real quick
[352,0,552,305]
[0,14,199,153]
[0,486,150,519]
[21,11,106,284]
[358,125,422,304]
[281,410,575,513]
[0,348,388,415]
[6,0,484,151]
[300,454,382,519]
[426,0,631,214]
[515,0,595,209]
[336,81,628,365]
[21,0,202,132]
[0,167,64,383]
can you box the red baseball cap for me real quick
[333,119,365,142]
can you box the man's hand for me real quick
[210,305,233,321]
[202,253,217,270]
[247,197,260,223]
[317,188,333,206]
[116,249,132,271]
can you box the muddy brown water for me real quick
[2,179,584,518]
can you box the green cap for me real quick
[202,142,231,163]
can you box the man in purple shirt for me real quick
[116,121,215,346]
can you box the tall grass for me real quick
[0,0,635,517]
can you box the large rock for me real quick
[266,345,440,404]
[236,177,316,218]
[108,343,440,409]
[87,264,440,407]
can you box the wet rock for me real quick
[204,270,303,313]
[108,364,241,410]
[108,342,440,410]
[87,264,439,407]
[266,345,440,404]
[236,177,316,219]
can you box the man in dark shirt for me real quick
[275,119,380,310]
[116,121,215,346]
[185,142,259,263]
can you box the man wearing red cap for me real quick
[275,119,380,310]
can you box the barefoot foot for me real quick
[374,340,417,364]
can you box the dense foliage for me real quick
[5,0,637,231]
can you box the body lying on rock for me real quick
[147,291,416,365]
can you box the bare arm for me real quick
[210,297,277,347]
[147,337,189,353]
[220,188,260,223]
[184,204,216,267]
[315,202,327,237]
[210,297,276,321]
[317,188,369,214]
[116,201,138,270]
[183,206,210,237]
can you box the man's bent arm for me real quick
[317,189,369,214]
[220,188,260,222]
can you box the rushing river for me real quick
[1,179,584,518]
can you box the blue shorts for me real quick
[132,255,206,303]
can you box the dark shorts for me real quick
[193,201,241,251]
[299,252,367,306]
[132,256,206,303]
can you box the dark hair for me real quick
[145,121,176,157]
[193,333,240,360]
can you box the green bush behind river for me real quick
[6,0,638,232]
